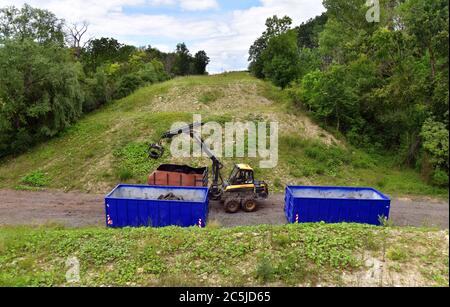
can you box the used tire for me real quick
[242,199,257,213]
[224,199,240,214]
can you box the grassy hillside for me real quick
[0,224,448,287]
[0,72,447,198]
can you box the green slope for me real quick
[0,224,448,286]
[0,72,447,197]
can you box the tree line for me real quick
[0,4,210,157]
[249,0,449,187]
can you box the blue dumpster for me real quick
[105,184,209,228]
[285,186,391,226]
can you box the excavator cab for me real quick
[228,164,254,185]
[222,164,269,213]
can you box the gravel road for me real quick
[0,189,448,229]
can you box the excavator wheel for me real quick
[224,199,240,214]
[242,198,257,213]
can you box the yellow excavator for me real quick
[148,122,269,213]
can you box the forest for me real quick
[249,0,449,187]
[0,4,210,157]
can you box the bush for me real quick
[255,255,274,283]
[137,60,169,83]
[116,168,133,181]
[432,169,449,187]
[198,90,224,104]
[0,40,84,157]
[82,68,118,111]
[387,247,408,262]
[20,171,49,187]
[261,31,301,88]
[421,118,449,186]
[116,74,143,99]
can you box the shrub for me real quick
[0,40,84,157]
[20,171,49,187]
[198,90,224,104]
[116,74,143,99]
[432,169,449,187]
[116,168,133,181]
[421,118,449,186]
[387,247,408,262]
[255,255,274,283]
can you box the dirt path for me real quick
[0,189,448,229]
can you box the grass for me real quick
[0,224,447,287]
[198,89,224,104]
[0,72,447,198]
[277,135,448,197]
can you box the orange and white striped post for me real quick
[107,215,113,226]
[295,214,299,224]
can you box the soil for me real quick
[0,189,448,229]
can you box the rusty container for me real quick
[148,164,208,187]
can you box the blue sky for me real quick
[122,0,261,15]
[0,0,326,73]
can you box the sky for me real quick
[0,0,326,73]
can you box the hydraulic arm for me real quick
[148,122,224,199]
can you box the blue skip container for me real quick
[285,186,391,226]
[105,184,209,228]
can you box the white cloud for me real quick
[153,43,171,53]
[0,0,325,73]
[179,0,218,11]
[193,0,325,73]
[149,0,218,11]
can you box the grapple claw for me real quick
[148,144,164,159]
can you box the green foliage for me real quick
[387,247,409,262]
[173,43,191,76]
[0,5,209,158]
[116,74,143,98]
[198,89,224,104]
[255,255,274,283]
[81,37,136,74]
[0,72,446,197]
[261,30,301,88]
[248,16,293,78]
[293,63,364,132]
[0,4,65,45]
[113,142,162,183]
[281,136,353,178]
[251,0,449,187]
[3,223,444,286]
[431,169,449,188]
[20,171,49,187]
[116,168,134,181]
[138,60,169,83]
[297,13,328,49]
[193,51,210,75]
[0,39,84,156]
[421,119,449,172]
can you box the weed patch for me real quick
[198,89,224,104]
[20,171,49,187]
